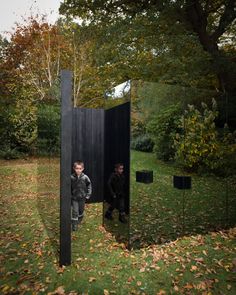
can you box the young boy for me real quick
[105,163,127,223]
[71,161,92,231]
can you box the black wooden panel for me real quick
[104,102,130,213]
[60,70,72,266]
[72,108,105,203]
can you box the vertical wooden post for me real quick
[60,70,72,266]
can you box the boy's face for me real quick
[74,164,84,176]
[115,165,124,175]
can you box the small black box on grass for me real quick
[173,175,191,189]
[136,170,153,184]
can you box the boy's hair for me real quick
[73,161,84,169]
[115,163,124,169]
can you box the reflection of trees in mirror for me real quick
[105,80,131,99]
[131,81,236,176]
[131,81,201,162]
[174,99,236,175]
[37,104,60,157]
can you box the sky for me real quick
[0,0,62,37]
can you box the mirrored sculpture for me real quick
[58,71,236,265]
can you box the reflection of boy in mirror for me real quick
[105,163,127,223]
[71,161,92,231]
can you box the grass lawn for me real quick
[0,155,236,294]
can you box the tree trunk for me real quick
[185,0,236,95]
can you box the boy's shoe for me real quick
[119,214,127,223]
[72,224,78,231]
[105,211,113,220]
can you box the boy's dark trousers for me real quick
[106,195,126,222]
[71,199,85,230]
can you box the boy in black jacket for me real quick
[71,161,92,231]
[105,163,127,223]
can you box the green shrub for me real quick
[174,99,236,174]
[0,147,23,160]
[214,126,236,176]
[131,134,154,152]
[7,101,37,154]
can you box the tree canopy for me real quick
[60,0,236,94]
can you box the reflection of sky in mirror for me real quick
[105,80,131,99]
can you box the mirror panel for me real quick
[36,86,61,257]
[129,80,236,248]
[103,81,131,246]
[130,81,184,247]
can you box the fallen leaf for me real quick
[89,277,96,283]
[173,286,179,292]
[156,290,166,295]
[184,283,193,290]
[190,265,198,272]
[54,286,65,295]
[195,257,204,263]
[127,276,133,283]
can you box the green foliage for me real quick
[147,104,181,161]
[8,100,37,153]
[131,134,154,152]
[216,125,236,176]
[174,99,236,174]
[59,0,236,94]
[0,147,23,160]
[131,115,146,138]
[0,96,37,155]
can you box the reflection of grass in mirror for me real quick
[130,150,236,248]
[37,157,60,255]
[102,202,129,246]
[37,157,60,194]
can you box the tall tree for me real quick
[6,17,70,102]
[0,40,37,153]
[60,0,236,95]
[59,20,109,107]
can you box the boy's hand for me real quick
[86,195,90,200]
[113,194,117,199]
